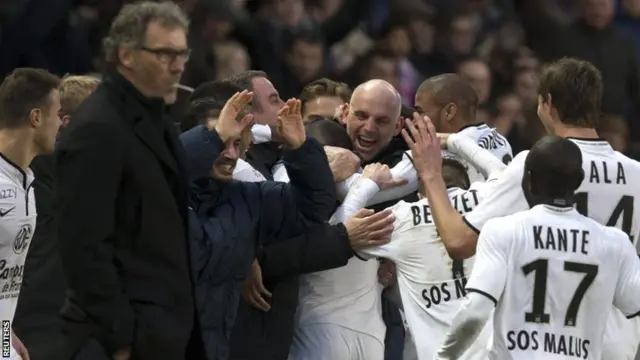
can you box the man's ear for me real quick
[61,115,72,128]
[119,45,135,69]
[394,115,405,136]
[444,103,457,123]
[29,108,41,128]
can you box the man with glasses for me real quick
[55,2,205,360]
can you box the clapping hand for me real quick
[211,90,254,143]
[345,208,395,250]
[275,99,305,149]
[401,112,443,178]
[362,163,408,190]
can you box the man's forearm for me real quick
[258,223,353,281]
[283,137,336,221]
[331,179,379,224]
[436,293,494,359]
[422,173,477,259]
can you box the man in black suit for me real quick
[55,2,204,360]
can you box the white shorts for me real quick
[603,308,640,360]
[289,324,384,360]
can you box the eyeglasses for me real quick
[139,46,192,64]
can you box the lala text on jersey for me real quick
[508,224,593,359]
[412,190,480,309]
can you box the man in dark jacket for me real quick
[55,3,205,359]
[184,92,394,360]
[14,75,99,360]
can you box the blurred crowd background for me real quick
[1,0,638,158]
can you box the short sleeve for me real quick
[463,151,529,233]
[465,218,510,305]
[613,230,640,318]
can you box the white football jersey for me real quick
[361,184,491,360]
[467,205,640,360]
[464,138,640,359]
[0,155,36,360]
[458,123,512,182]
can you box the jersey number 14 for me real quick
[574,192,634,242]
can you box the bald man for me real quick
[345,80,404,164]
[341,80,414,360]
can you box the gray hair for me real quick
[103,1,189,64]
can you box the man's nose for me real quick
[362,118,377,133]
[169,58,187,73]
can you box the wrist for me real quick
[283,139,304,150]
[214,125,231,143]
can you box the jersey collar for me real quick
[0,153,34,189]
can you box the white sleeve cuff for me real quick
[252,124,272,144]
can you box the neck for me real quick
[116,65,153,99]
[0,130,37,170]
[553,123,599,139]
[536,196,574,208]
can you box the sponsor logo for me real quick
[12,224,32,254]
[0,208,14,218]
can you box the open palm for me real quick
[276,99,306,149]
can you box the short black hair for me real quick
[525,135,584,201]
[225,70,268,111]
[442,157,471,190]
[0,68,60,129]
[416,74,478,122]
[182,98,226,132]
[305,116,353,150]
[183,80,244,132]
[225,70,268,92]
[189,80,243,103]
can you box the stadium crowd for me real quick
[1,0,640,360]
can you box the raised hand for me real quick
[401,112,443,177]
[275,98,305,149]
[211,90,254,143]
[344,208,395,250]
[362,163,408,190]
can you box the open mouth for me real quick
[355,136,376,153]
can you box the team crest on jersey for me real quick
[13,224,32,254]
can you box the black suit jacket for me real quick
[14,154,64,359]
[55,70,201,360]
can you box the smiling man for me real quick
[345,80,403,163]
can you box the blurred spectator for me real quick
[599,114,630,153]
[377,19,421,104]
[518,0,640,143]
[457,58,492,124]
[344,49,399,90]
[213,41,251,79]
[278,27,326,98]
